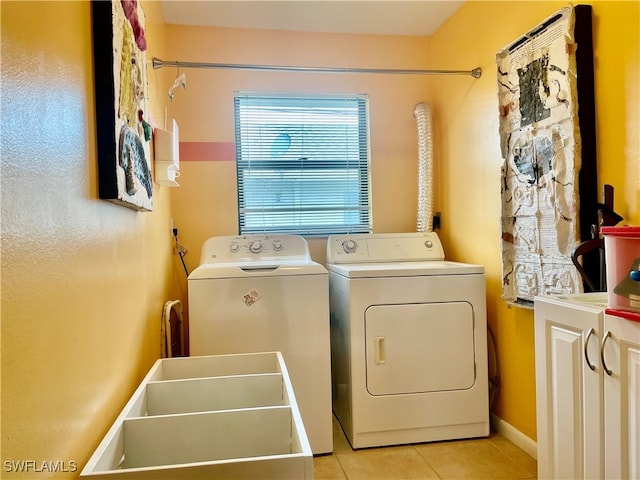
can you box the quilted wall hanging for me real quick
[496,5,597,306]
[92,0,153,211]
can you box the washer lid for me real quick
[327,260,483,278]
[189,259,327,280]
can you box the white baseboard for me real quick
[490,413,538,459]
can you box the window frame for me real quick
[234,92,372,236]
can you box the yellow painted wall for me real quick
[428,0,639,440]
[1,1,181,477]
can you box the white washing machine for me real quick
[326,232,489,449]
[188,234,332,454]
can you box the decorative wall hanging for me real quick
[496,5,597,307]
[92,0,153,211]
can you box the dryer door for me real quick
[365,302,476,395]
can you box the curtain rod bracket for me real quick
[152,57,481,79]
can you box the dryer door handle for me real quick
[374,336,386,365]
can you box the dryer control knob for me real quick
[249,240,263,253]
[424,240,433,249]
[342,239,358,253]
[229,242,240,252]
[273,240,283,251]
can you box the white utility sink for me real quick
[80,352,313,479]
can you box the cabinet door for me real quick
[535,299,604,479]
[603,314,640,480]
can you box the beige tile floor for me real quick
[313,416,538,480]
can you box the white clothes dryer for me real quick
[326,232,489,449]
[188,234,332,454]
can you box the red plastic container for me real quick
[601,226,640,313]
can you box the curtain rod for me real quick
[152,57,482,79]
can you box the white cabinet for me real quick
[602,313,640,480]
[534,294,606,479]
[535,294,640,480]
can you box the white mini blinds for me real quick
[234,93,372,236]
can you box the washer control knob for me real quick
[229,242,240,253]
[273,240,283,251]
[424,240,433,249]
[249,240,263,253]
[342,239,358,253]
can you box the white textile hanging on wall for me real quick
[496,6,584,306]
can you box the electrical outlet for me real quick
[433,212,441,229]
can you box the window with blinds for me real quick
[234,93,372,236]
